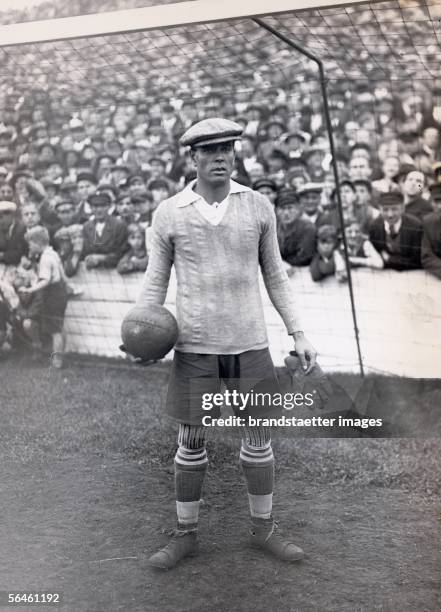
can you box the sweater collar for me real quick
[176,179,250,208]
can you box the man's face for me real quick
[0,184,13,200]
[276,204,302,225]
[257,186,277,205]
[346,223,363,251]
[381,203,404,226]
[56,204,76,227]
[402,171,424,197]
[300,191,321,215]
[149,160,165,179]
[349,157,371,180]
[151,187,169,205]
[355,185,371,207]
[129,178,145,194]
[77,180,95,200]
[341,184,357,207]
[383,157,399,178]
[21,205,41,228]
[317,237,335,258]
[191,142,235,186]
[423,127,439,149]
[128,232,144,251]
[92,203,110,222]
[116,197,134,219]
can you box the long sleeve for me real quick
[258,197,302,333]
[137,201,174,306]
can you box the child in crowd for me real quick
[117,223,148,275]
[344,221,384,270]
[20,225,69,368]
[11,258,44,356]
[309,225,344,281]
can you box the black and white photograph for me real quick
[0,0,440,610]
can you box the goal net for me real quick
[0,0,440,376]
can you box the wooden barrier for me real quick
[59,264,441,377]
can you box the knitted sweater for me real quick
[137,180,302,354]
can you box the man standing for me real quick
[137,118,317,569]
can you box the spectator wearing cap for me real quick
[148,179,171,207]
[352,180,380,234]
[421,183,441,279]
[285,165,310,193]
[283,131,308,160]
[54,199,80,230]
[127,174,146,196]
[369,191,423,271]
[309,224,340,282]
[111,163,131,188]
[399,169,432,220]
[117,223,148,275]
[82,192,129,269]
[275,189,316,268]
[253,178,278,206]
[142,116,316,569]
[76,172,97,223]
[131,191,155,228]
[297,183,330,228]
[115,193,136,226]
[266,149,288,188]
[0,201,28,265]
[303,144,327,182]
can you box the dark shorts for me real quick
[39,282,68,336]
[165,348,282,425]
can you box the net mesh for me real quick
[0,0,440,376]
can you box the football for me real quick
[121,304,179,361]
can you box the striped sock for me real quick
[174,425,208,531]
[239,428,274,520]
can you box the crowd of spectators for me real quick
[1,0,441,358]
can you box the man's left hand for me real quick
[293,332,317,373]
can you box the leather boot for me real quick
[148,529,199,570]
[250,517,304,562]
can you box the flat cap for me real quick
[275,189,300,208]
[317,224,338,241]
[0,200,17,213]
[179,118,243,148]
[297,182,324,195]
[378,191,404,207]
[253,178,278,191]
[88,192,112,207]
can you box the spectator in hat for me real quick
[82,192,129,269]
[148,179,171,207]
[275,189,316,268]
[329,180,358,230]
[369,191,423,270]
[131,191,156,227]
[399,169,432,220]
[303,145,326,182]
[297,183,330,227]
[54,199,79,230]
[253,178,278,207]
[115,193,137,226]
[309,224,340,282]
[0,200,28,265]
[76,171,97,223]
[117,223,148,275]
[421,183,441,279]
